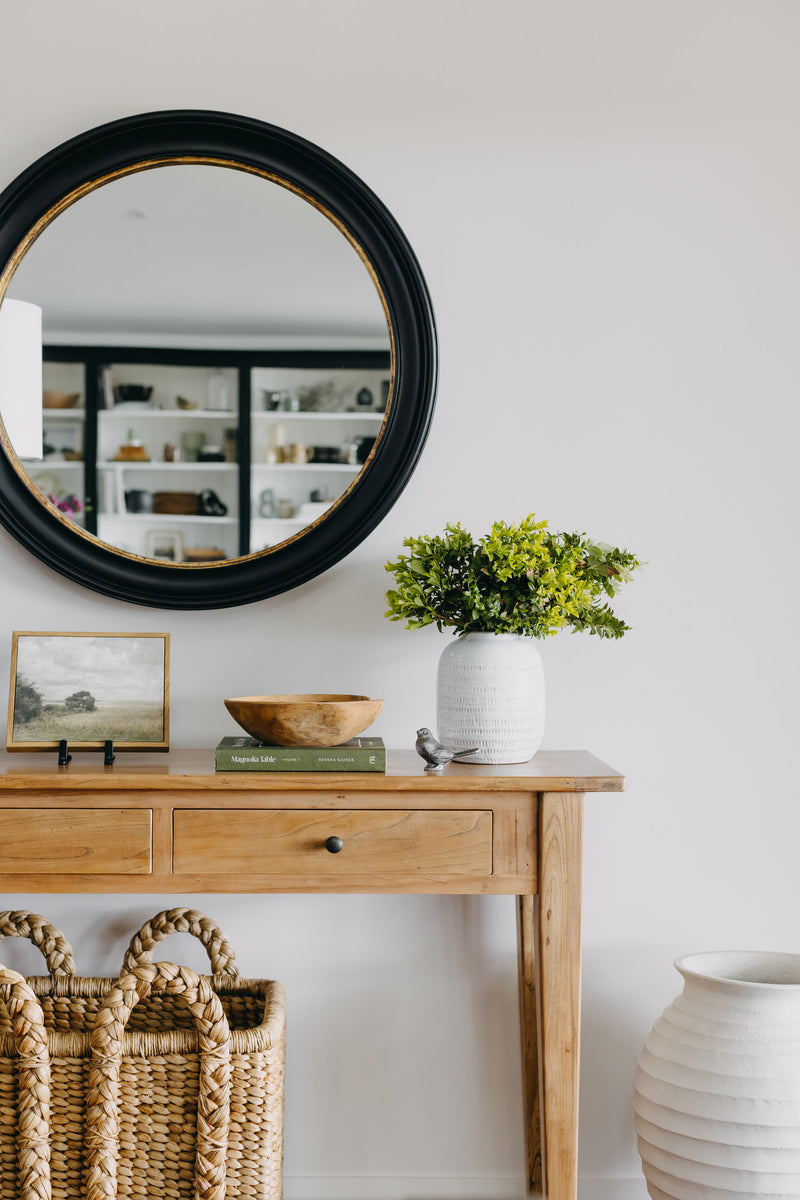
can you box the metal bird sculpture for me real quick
[415,728,480,771]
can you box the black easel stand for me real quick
[57,740,115,766]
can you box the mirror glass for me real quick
[4,162,392,565]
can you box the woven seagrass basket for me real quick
[0,907,285,1200]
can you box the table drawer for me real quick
[0,809,152,874]
[174,808,493,876]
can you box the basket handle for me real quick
[86,960,231,1200]
[0,965,52,1200]
[121,908,239,977]
[0,911,76,977]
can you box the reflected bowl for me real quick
[113,384,154,406]
[43,390,81,409]
[224,693,384,748]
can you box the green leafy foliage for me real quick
[385,514,643,638]
[14,675,43,724]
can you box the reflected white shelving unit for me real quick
[248,365,387,551]
[22,361,88,528]
[95,363,240,560]
[35,348,391,560]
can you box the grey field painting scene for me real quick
[12,634,167,745]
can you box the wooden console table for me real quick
[0,747,623,1200]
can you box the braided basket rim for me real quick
[0,974,285,1058]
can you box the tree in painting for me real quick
[14,675,43,724]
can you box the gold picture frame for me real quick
[7,631,170,752]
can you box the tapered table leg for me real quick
[540,791,585,1198]
[517,892,544,1194]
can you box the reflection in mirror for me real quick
[5,163,392,565]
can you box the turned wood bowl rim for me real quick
[225,694,383,706]
[42,390,81,408]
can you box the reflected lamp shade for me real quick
[0,299,42,460]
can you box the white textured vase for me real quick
[436,632,545,764]
[634,951,800,1200]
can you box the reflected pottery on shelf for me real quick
[124,489,153,514]
[180,431,206,461]
[346,436,377,465]
[113,384,154,407]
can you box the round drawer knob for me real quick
[325,836,344,854]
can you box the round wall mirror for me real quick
[0,111,437,608]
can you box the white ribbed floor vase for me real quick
[634,951,800,1199]
[436,632,545,764]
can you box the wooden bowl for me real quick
[224,693,384,747]
[42,390,81,409]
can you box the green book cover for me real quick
[215,735,386,772]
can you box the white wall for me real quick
[2,3,800,1196]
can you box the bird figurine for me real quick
[415,728,480,771]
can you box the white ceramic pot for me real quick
[436,632,545,764]
[634,951,800,1199]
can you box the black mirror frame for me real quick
[0,110,437,609]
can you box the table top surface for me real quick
[0,748,624,793]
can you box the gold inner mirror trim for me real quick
[0,155,396,568]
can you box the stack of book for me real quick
[215,735,386,773]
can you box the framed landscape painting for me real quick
[7,632,169,751]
